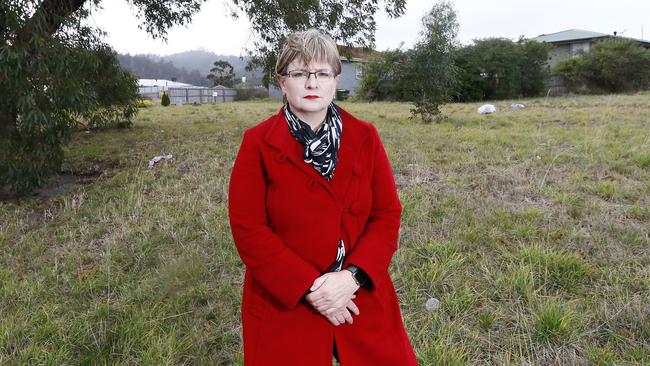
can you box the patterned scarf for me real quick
[283,102,342,182]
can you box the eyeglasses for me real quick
[282,69,336,82]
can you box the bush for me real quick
[453,38,551,102]
[554,38,650,93]
[357,49,406,101]
[161,92,171,106]
[136,99,154,108]
[234,87,268,101]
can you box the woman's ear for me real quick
[276,74,286,94]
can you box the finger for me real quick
[310,276,327,292]
[342,309,353,324]
[330,315,341,326]
[347,300,360,316]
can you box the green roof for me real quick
[530,29,609,43]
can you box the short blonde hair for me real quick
[275,29,341,76]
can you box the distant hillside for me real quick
[118,50,266,87]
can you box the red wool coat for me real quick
[228,106,419,366]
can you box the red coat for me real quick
[228,106,419,366]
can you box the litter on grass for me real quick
[148,154,173,168]
[511,103,526,110]
[425,297,441,311]
[478,104,497,114]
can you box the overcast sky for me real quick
[91,0,650,56]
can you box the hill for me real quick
[118,50,265,87]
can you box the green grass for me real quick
[1,94,649,364]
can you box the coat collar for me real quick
[263,105,371,204]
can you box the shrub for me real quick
[554,38,650,93]
[161,92,171,106]
[136,99,153,108]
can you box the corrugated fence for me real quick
[167,88,237,104]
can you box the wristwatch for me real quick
[344,265,368,287]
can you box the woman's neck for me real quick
[292,108,327,132]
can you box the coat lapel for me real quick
[263,106,370,205]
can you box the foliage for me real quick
[234,0,407,87]
[357,48,406,101]
[399,1,459,123]
[207,60,235,87]
[136,99,154,108]
[0,2,139,194]
[553,38,650,93]
[453,38,551,102]
[161,91,171,106]
[2,0,406,194]
[234,86,269,101]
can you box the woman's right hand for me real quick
[323,297,360,326]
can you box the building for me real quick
[530,29,650,68]
[137,79,236,104]
[268,45,368,100]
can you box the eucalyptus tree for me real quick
[1,0,405,193]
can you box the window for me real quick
[355,65,363,80]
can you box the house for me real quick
[530,29,650,68]
[268,45,368,100]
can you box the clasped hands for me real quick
[305,270,360,326]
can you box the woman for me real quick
[228,29,418,366]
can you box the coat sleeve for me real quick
[228,129,321,310]
[344,125,403,288]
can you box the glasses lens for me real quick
[289,71,307,80]
[316,71,333,80]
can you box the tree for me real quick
[1,0,404,194]
[161,91,171,106]
[207,60,235,87]
[453,38,550,102]
[236,0,407,87]
[399,1,459,123]
[357,48,406,101]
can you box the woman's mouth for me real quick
[304,95,319,99]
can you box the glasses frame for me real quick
[281,69,337,83]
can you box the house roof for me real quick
[138,79,195,88]
[530,29,610,43]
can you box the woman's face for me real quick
[278,59,339,117]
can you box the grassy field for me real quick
[1,93,649,365]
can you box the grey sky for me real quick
[92,0,650,56]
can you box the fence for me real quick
[138,86,161,100]
[167,87,237,104]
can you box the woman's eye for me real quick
[316,71,332,78]
[291,71,307,78]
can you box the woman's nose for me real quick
[305,74,318,88]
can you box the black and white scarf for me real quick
[284,102,342,182]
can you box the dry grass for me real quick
[1,94,649,365]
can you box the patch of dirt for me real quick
[0,160,116,201]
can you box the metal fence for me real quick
[167,87,237,104]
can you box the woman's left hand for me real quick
[306,271,360,314]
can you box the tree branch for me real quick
[17,0,87,44]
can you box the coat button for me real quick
[307,179,318,190]
[275,153,287,163]
[353,163,363,176]
[349,201,362,215]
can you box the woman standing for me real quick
[228,29,418,366]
